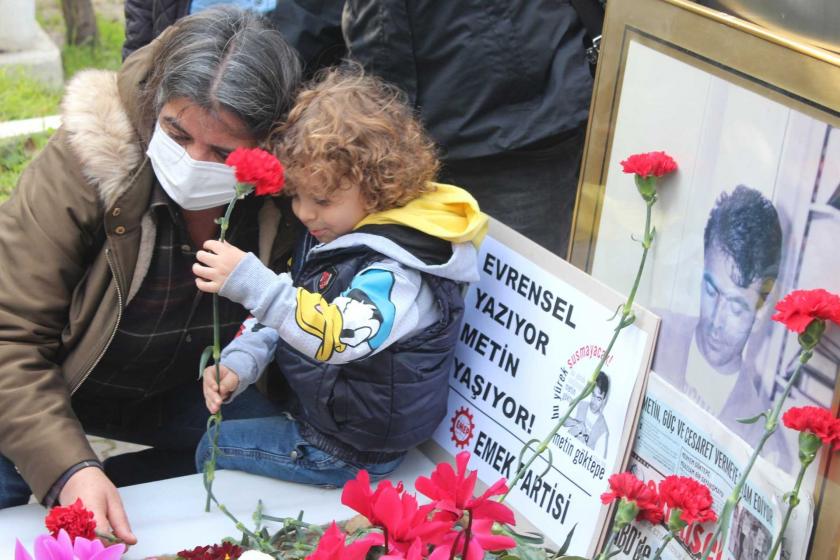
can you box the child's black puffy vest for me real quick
[277,228,465,463]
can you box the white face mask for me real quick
[146,121,238,210]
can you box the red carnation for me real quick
[44,498,96,541]
[415,451,515,525]
[772,289,840,334]
[620,151,678,178]
[342,470,451,557]
[659,475,717,527]
[306,522,383,560]
[177,541,243,560]
[601,472,663,524]
[225,147,285,196]
[783,406,840,450]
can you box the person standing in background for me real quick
[333,1,593,255]
[125,1,594,256]
[122,0,285,61]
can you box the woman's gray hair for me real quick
[141,6,301,140]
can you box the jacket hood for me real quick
[60,35,161,209]
[312,183,486,284]
[354,183,488,247]
[312,231,480,284]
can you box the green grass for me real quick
[0,131,54,202]
[0,69,63,121]
[0,13,123,202]
[62,16,125,80]
[1,15,124,122]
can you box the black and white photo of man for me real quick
[653,186,788,463]
[564,371,610,456]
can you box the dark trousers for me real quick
[439,126,586,258]
[0,383,283,507]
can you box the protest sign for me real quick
[430,219,660,556]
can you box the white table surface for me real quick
[0,449,436,559]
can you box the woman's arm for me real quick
[0,129,105,500]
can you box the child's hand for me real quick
[194,240,247,293]
[203,364,240,413]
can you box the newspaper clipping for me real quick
[617,373,813,560]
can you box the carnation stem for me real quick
[651,531,674,560]
[596,527,620,560]
[766,457,808,560]
[204,192,244,513]
[462,512,474,559]
[501,199,654,503]
[700,348,813,560]
[94,529,122,544]
[202,477,276,554]
[448,530,463,560]
[624,199,654,316]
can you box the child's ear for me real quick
[363,194,378,214]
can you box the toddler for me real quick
[193,67,487,486]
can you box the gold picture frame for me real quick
[569,0,840,556]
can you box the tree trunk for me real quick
[61,0,98,46]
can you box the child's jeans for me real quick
[195,413,404,488]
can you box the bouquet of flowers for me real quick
[15,452,549,560]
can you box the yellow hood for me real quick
[355,183,488,247]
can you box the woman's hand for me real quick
[59,466,137,545]
[193,240,247,293]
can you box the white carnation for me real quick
[239,551,274,560]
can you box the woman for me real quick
[0,7,300,544]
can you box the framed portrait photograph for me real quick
[568,0,840,556]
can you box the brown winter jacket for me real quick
[0,45,295,501]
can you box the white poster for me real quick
[432,227,659,556]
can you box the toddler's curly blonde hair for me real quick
[272,66,440,212]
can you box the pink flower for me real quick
[658,475,717,527]
[427,519,515,560]
[341,471,450,556]
[379,538,423,560]
[341,470,404,527]
[772,289,840,334]
[306,522,382,560]
[415,451,514,525]
[373,485,451,555]
[783,406,840,450]
[15,529,125,560]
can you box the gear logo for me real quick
[449,406,475,449]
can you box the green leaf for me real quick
[514,532,545,545]
[554,523,577,556]
[504,523,545,545]
[500,527,551,560]
[737,411,767,424]
[198,345,214,380]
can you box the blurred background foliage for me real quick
[0,0,123,201]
